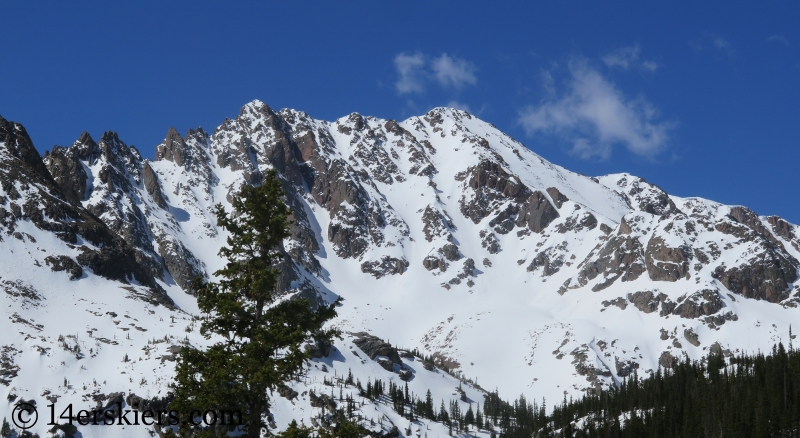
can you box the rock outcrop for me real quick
[352,333,402,365]
[1,116,168,298]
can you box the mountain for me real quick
[1,101,798,436]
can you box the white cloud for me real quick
[768,34,790,46]
[393,52,477,95]
[519,59,672,159]
[640,60,658,72]
[394,53,426,94]
[446,101,472,112]
[431,54,477,89]
[712,36,734,54]
[541,69,556,94]
[713,37,730,49]
[602,45,658,72]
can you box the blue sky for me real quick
[2,1,799,222]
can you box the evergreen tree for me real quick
[277,420,315,438]
[425,389,435,419]
[439,400,450,424]
[492,342,800,438]
[170,170,339,438]
[464,405,475,427]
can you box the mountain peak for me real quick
[77,131,96,147]
[239,99,274,118]
[3,103,800,437]
[156,127,187,166]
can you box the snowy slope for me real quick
[1,102,799,436]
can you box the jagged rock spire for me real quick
[156,127,187,166]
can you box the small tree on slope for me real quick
[171,170,338,437]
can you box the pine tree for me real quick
[425,389,434,419]
[439,400,450,424]
[0,418,10,438]
[464,405,475,427]
[277,419,315,438]
[170,170,339,438]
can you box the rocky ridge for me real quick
[1,101,799,426]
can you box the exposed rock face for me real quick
[569,344,613,393]
[314,157,407,259]
[479,230,500,254]
[459,160,559,234]
[277,384,299,400]
[767,215,795,240]
[305,336,332,359]
[645,237,692,282]
[702,207,800,302]
[627,291,662,313]
[157,238,205,291]
[421,205,454,242]
[556,212,598,233]
[683,328,700,347]
[44,255,82,280]
[155,127,187,167]
[546,187,569,209]
[615,358,639,377]
[141,162,167,209]
[659,351,678,369]
[712,258,796,303]
[423,255,447,272]
[673,289,724,318]
[308,391,336,411]
[8,101,800,413]
[602,297,628,310]
[562,232,646,294]
[43,135,93,204]
[210,109,264,185]
[361,257,409,278]
[709,342,732,357]
[604,174,678,216]
[83,132,164,282]
[377,358,395,371]
[628,289,724,320]
[51,126,215,294]
[527,251,564,276]
[0,116,167,297]
[516,191,560,233]
[352,333,402,365]
[255,107,413,263]
[459,258,476,279]
[439,243,461,261]
[728,206,782,246]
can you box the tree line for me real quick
[488,340,800,438]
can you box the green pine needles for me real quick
[170,170,338,437]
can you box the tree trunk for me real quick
[247,404,262,438]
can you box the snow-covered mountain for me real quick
[1,101,798,436]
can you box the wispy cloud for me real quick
[519,59,672,160]
[394,52,477,95]
[446,101,472,112]
[541,69,556,94]
[712,36,734,54]
[768,34,790,46]
[432,54,477,89]
[602,45,658,72]
[394,53,426,94]
[689,33,736,57]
